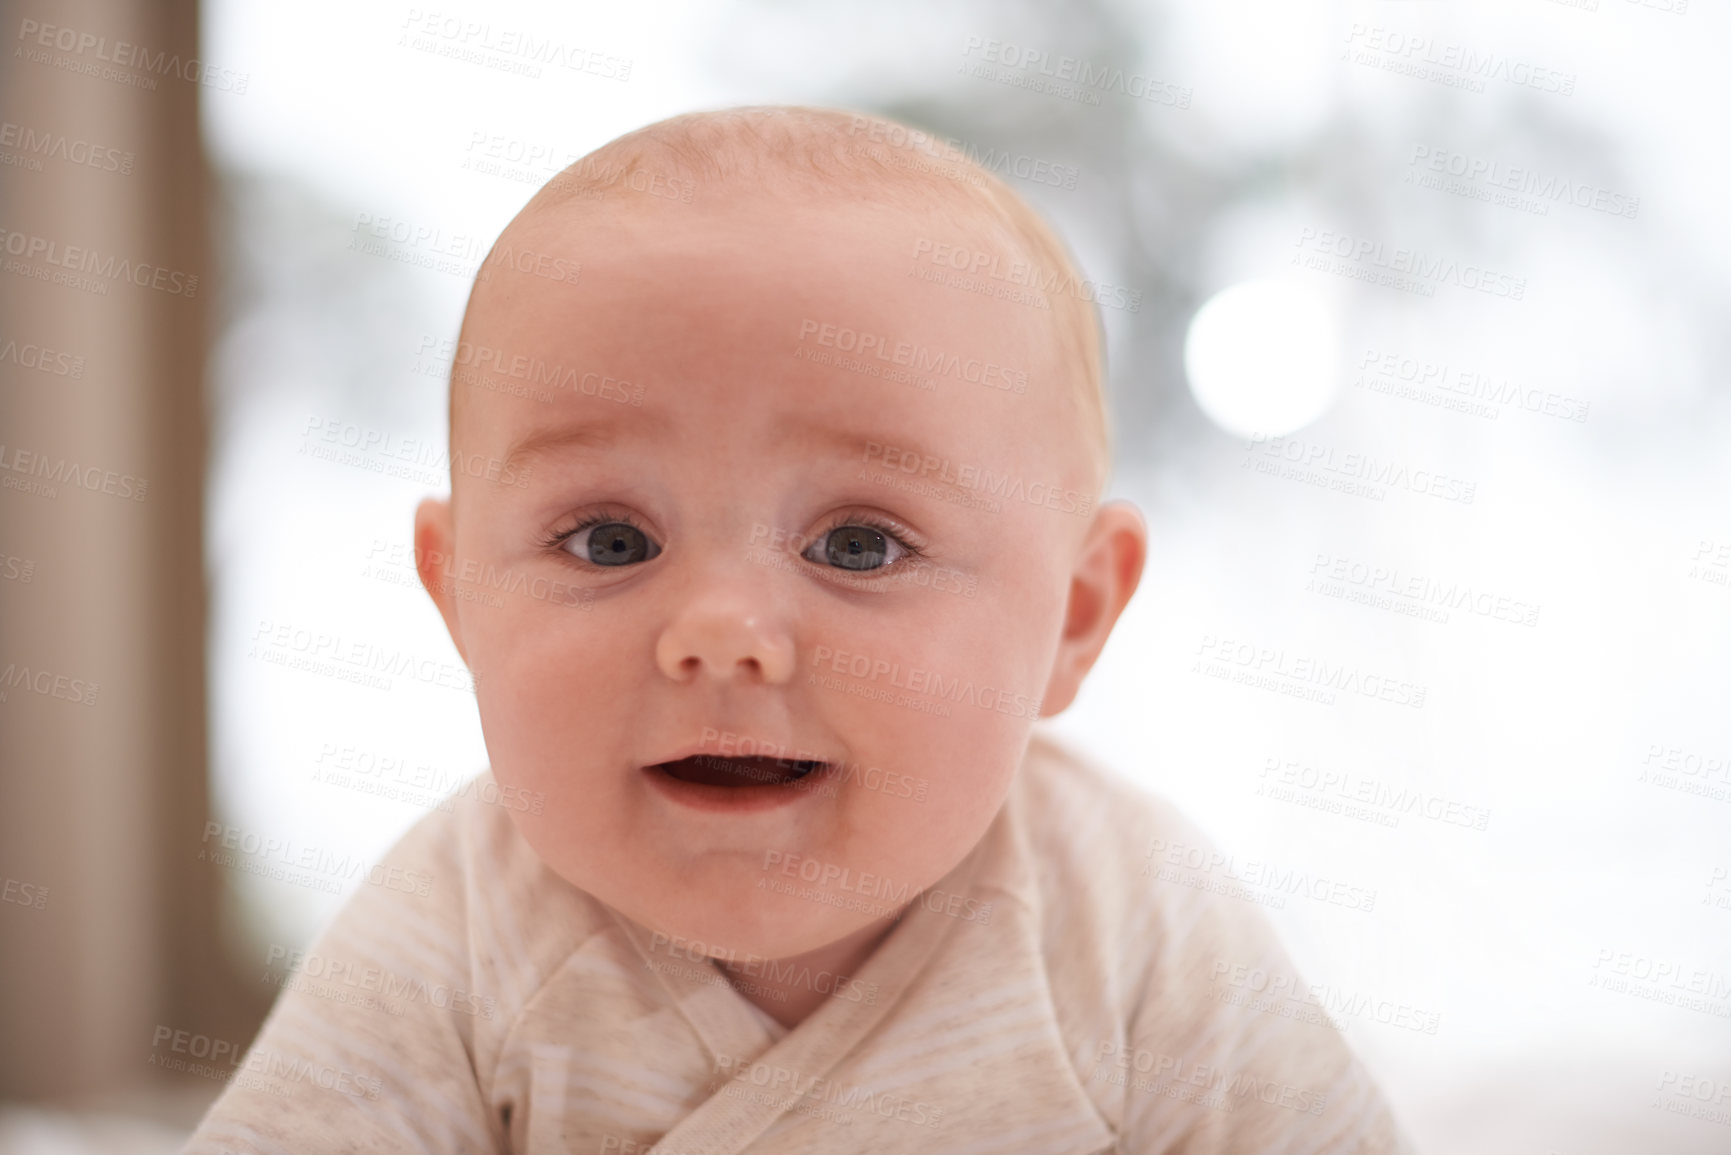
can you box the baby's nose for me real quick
[654,597,796,685]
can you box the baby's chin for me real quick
[600,856,873,963]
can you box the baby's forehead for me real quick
[452,188,1067,451]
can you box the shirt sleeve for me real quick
[180,805,505,1155]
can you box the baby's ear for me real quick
[413,496,469,665]
[1040,501,1147,715]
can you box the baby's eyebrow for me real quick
[500,413,659,474]
[792,422,958,477]
[498,412,957,479]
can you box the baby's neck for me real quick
[719,914,899,1029]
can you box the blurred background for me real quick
[2,0,1728,1151]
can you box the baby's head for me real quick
[415,106,1146,965]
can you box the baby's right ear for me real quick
[413,496,469,665]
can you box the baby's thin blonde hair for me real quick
[456,106,1110,494]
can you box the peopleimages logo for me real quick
[712,1053,946,1130]
[1354,347,1590,424]
[248,618,478,695]
[397,9,632,82]
[797,319,1028,393]
[1342,24,1576,97]
[1307,551,1540,628]
[201,823,436,898]
[911,237,1142,312]
[299,416,532,490]
[849,117,1081,191]
[1,875,48,911]
[419,336,645,406]
[15,19,250,93]
[264,945,497,1020]
[0,226,198,297]
[646,930,880,1005]
[1210,958,1444,1036]
[958,37,1192,109]
[759,850,993,924]
[0,661,99,707]
[807,644,1043,720]
[1293,227,1525,300]
[0,443,148,502]
[1090,1040,1329,1115]
[863,441,1093,517]
[1243,433,1478,506]
[0,120,134,175]
[1258,756,1492,831]
[1406,146,1639,220]
[0,334,85,377]
[1194,632,1427,710]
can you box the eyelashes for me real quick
[539,507,929,574]
[540,509,647,552]
[809,512,928,565]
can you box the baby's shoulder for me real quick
[1013,728,1211,891]
[1009,731,1265,981]
[343,770,617,995]
[1007,742,1413,1153]
[433,767,609,916]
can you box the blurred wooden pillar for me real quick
[0,0,267,1107]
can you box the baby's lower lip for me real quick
[642,756,833,813]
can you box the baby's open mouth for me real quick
[652,755,826,788]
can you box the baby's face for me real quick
[422,189,1099,961]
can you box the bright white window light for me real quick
[1183,277,1341,438]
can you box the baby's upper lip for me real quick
[640,738,828,770]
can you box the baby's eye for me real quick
[802,524,907,572]
[564,521,660,566]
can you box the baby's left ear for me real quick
[413,496,469,665]
[1039,501,1147,715]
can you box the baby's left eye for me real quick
[802,524,908,572]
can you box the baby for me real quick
[185,107,1409,1153]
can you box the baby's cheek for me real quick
[474,618,622,778]
[853,725,1020,883]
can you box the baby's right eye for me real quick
[803,524,899,572]
[562,520,660,566]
